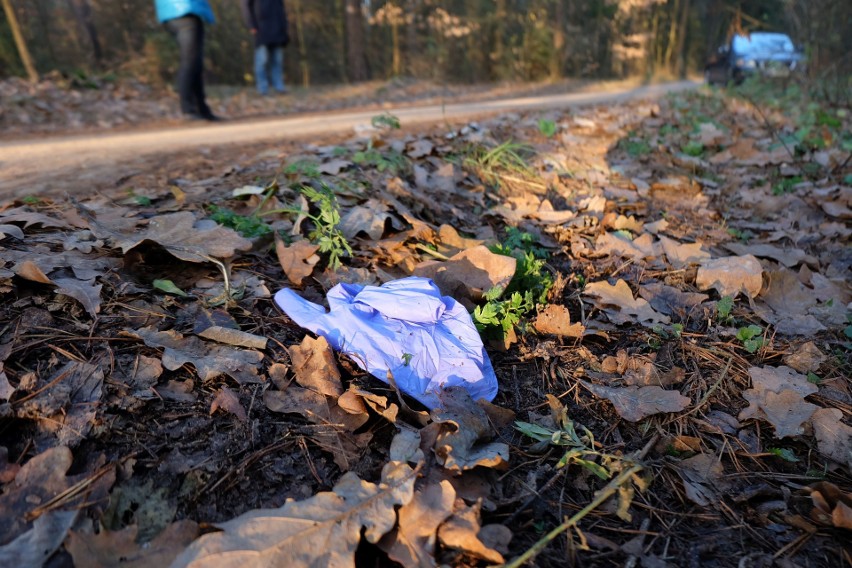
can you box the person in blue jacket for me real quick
[154,0,220,121]
[240,0,290,95]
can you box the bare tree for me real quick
[1,0,38,81]
[344,0,368,81]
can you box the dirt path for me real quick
[0,80,696,199]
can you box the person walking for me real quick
[240,0,290,95]
[154,0,220,121]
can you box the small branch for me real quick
[501,464,644,568]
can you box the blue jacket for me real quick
[155,0,215,24]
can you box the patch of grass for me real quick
[619,134,652,157]
[371,112,401,130]
[283,159,322,179]
[681,140,705,157]
[352,147,408,174]
[208,205,272,238]
[772,176,803,195]
[537,118,557,138]
[463,140,537,186]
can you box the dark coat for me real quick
[240,0,289,48]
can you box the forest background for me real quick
[0,0,849,97]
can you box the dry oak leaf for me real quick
[127,327,263,385]
[88,211,252,263]
[288,335,344,397]
[581,381,690,422]
[782,341,827,373]
[583,279,670,327]
[275,234,320,286]
[738,366,819,439]
[437,500,509,565]
[658,235,711,268]
[810,408,852,470]
[674,453,726,507]
[533,304,585,338]
[0,447,83,545]
[807,482,852,530]
[198,326,267,350]
[169,461,417,568]
[695,255,762,298]
[431,387,510,472]
[0,510,77,567]
[263,386,371,470]
[340,198,399,241]
[66,520,199,568]
[16,361,104,448]
[413,245,516,306]
[210,387,248,422]
[379,480,456,567]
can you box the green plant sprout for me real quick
[537,118,557,138]
[208,205,273,238]
[371,112,401,130]
[736,324,765,353]
[716,296,734,324]
[245,182,353,270]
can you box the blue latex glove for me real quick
[274,277,498,409]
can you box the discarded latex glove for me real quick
[274,276,498,409]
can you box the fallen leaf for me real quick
[738,366,819,439]
[695,255,763,298]
[675,453,725,507]
[198,326,268,350]
[658,235,710,268]
[379,480,456,567]
[87,210,252,263]
[583,279,670,326]
[288,335,344,397]
[210,387,248,422]
[128,327,263,384]
[0,447,83,544]
[0,510,77,567]
[275,235,320,286]
[807,482,852,530]
[581,381,689,422]
[65,520,199,568]
[533,304,585,337]
[810,408,852,470]
[437,500,507,565]
[170,461,416,568]
[432,387,510,472]
[15,361,104,448]
[413,245,516,306]
[638,283,708,318]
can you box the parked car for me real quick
[704,32,805,86]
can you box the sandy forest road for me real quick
[0,80,697,199]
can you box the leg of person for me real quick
[270,45,286,93]
[165,15,213,119]
[254,45,270,95]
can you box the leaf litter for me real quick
[0,85,850,567]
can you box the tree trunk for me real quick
[674,0,691,78]
[67,0,102,65]
[549,0,565,80]
[292,0,310,87]
[344,0,368,82]
[1,0,38,81]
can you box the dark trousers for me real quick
[164,15,212,118]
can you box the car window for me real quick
[732,33,795,57]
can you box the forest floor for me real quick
[0,79,850,568]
